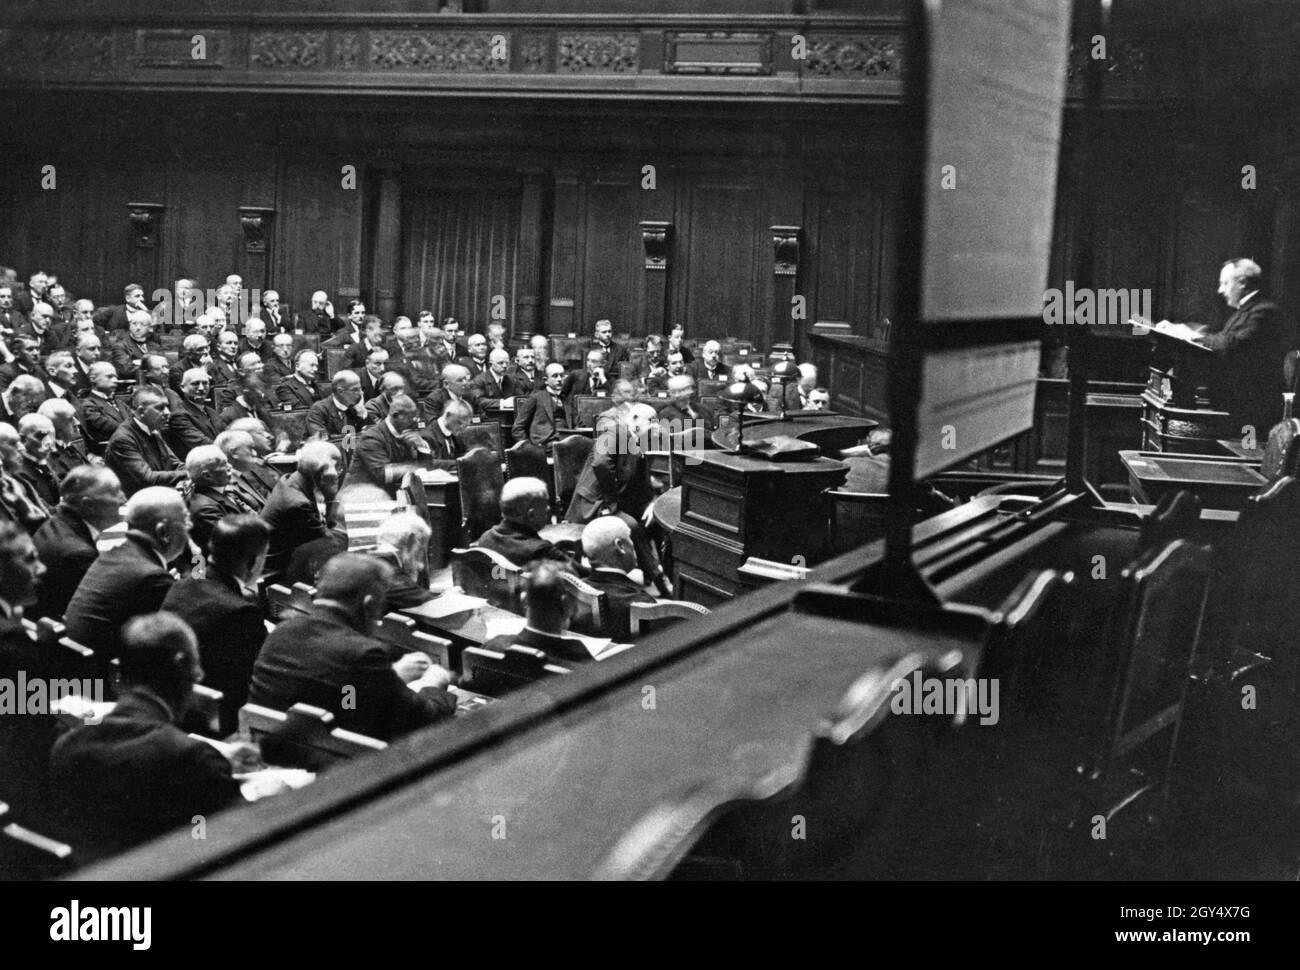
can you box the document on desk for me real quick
[238,769,316,801]
[418,469,459,485]
[407,591,488,620]
[480,613,633,661]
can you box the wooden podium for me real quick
[669,451,848,605]
[1140,326,1233,454]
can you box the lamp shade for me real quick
[717,381,751,407]
[770,359,799,383]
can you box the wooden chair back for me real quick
[552,434,593,511]
[456,446,504,544]
[462,645,572,698]
[628,599,712,638]
[451,546,523,612]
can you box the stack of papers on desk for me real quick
[410,591,488,620]
[418,468,458,484]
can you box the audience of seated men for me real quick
[341,393,432,500]
[0,420,49,530]
[306,370,371,437]
[32,465,123,620]
[167,367,222,461]
[161,514,271,736]
[250,553,456,741]
[422,398,471,470]
[106,386,186,495]
[475,476,573,568]
[49,612,259,857]
[261,440,344,584]
[579,515,658,641]
[63,486,189,660]
[513,362,575,446]
[479,561,592,665]
[646,349,687,395]
[373,511,437,612]
[274,349,323,409]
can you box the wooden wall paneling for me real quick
[371,163,404,321]
[515,168,551,336]
[580,171,656,338]
[676,173,767,344]
[546,172,583,337]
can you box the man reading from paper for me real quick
[1131,258,1289,435]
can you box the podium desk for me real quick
[1119,449,1267,510]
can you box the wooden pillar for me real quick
[640,220,672,335]
[371,163,403,322]
[771,225,802,359]
[516,168,551,337]
[238,206,276,296]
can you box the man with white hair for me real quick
[260,290,286,333]
[0,421,49,530]
[306,369,371,437]
[783,362,819,411]
[37,397,94,479]
[342,393,432,499]
[265,332,296,384]
[261,439,345,584]
[474,347,517,410]
[688,339,726,383]
[64,486,190,659]
[43,349,80,403]
[659,374,715,432]
[109,307,162,381]
[169,333,214,395]
[374,511,436,611]
[15,413,60,508]
[296,290,335,335]
[275,348,323,409]
[106,386,186,495]
[186,444,252,555]
[0,373,46,427]
[475,476,573,568]
[580,515,657,640]
[239,317,272,361]
[32,465,124,619]
[216,426,276,507]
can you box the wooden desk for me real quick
[1119,450,1267,510]
[401,598,521,672]
[714,411,877,456]
[1216,438,1265,461]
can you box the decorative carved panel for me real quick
[517,32,550,74]
[128,203,165,249]
[250,31,327,70]
[772,225,801,276]
[640,221,672,272]
[239,206,276,254]
[369,31,506,72]
[18,29,114,73]
[558,33,639,74]
[666,32,771,76]
[803,34,901,78]
[335,31,362,70]
[135,29,228,69]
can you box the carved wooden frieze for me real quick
[335,31,363,70]
[666,32,771,76]
[772,226,801,277]
[640,221,672,271]
[250,31,327,70]
[517,32,550,74]
[239,206,276,254]
[369,30,507,72]
[558,33,639,74]
[128,203,165,249]
[803,34,901,78]
[135,29,228,69]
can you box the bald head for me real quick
[499,476,550,530]
[37,396,77,438]
[610,380,638,405]
[60,465,124,530]
[182,334,209,355]
[297,440,342,492]
[186,444,230,488]
[125,486,189,561]
[441,364,472,397]
[215,429,258,471]
[314,552,393,633]
[581,515,636,573]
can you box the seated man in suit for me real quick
[305,370,371,438]
[687,339,727,384]
[260,291,289,334]
[565,402,671,595]
[94,282,149,333]
[422,398,472,471]
[261,439,345,584]
[275,348,323,409]
[806,387,831,410]
[218,352,272,420]
[0,373,46,429]
[71,332,103,395]
[581,515,657,641]
[42,350,81,407]
[250,552,456,740]
[79,362,128,454]
[423,363,482,421]
[167,367,223,461]
[64,486,189,660]
[658,374,716,433]
[373,511,436,612]
[161,514,271,736]
[646,350,687,396]
[50,612,262,856]
[186,445,255,556]
[479,561,591,665]
[0,420,50,530]
[782,362,819,412]
[106,386,186,496]
[341,393,432,499]
[109,309,162,383]
[357,345,388,402]
[37,398,94,482]
[474,348,518,411]
[0,520,44,673]
[15,413,61,509]
[561,347,611,400]
[0,335,51,393]
[238,318,273,362]
[32,465,124,621]
[457,332,490,379]
[511,345,541,397]
[344,315,390,370]
[475,476,572,568]
[208,328,241,390]
[364,371,408,423]
[440,317,468,362]
[590,318,630,376]
[264,333,296,384]
[727,363,769,413]
[666,324,694,365]
[220,421,283,503]
[513,363,575,446]
[166,335,211,396]
[296,291,336,336]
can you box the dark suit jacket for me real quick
[585,567,656,641]
[473,368,518,409]
[265,355,295,384]
[106,419,185,495]
[1196,296,1290,431]
[480,625,592,665]
[305,397,371,438]
[15,452,59,508]
[561,368,612,399]
[346,420,428,495]
[49,687,241,855]
[783,383,813,411]
[423,387,483,421]
[261,470,340,581]
[511,366,541,396]
[275,374,322,409]
[513,389,576,446]
[64,532,174,660]
[565,435,655,523]
[658,399,716,432]
[249,604,455,741]
[48,438,91,482]
[456,356,489,379]
[296,309,335,336]
[0,358,50,392]
[167,396,223,460]
[474,520,569,568]
[78,392,129,452]
[238,337,274,361]
[687,359,728,384]
[161,569,267,737]
[420,419,465,472]
[219,393,274,430]
[69,356,95,395]
[32,505,98,620]
[345,338,389,372]
[208,354,240,388]
[589,338,630,374]
[109,336,162,382]
[188,484,253,555]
